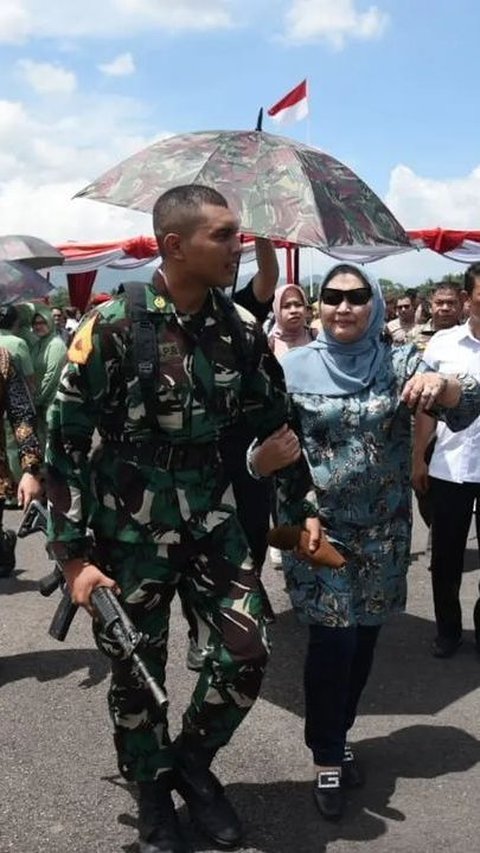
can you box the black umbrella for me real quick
[0,260,53,304]
[0,235,64,270]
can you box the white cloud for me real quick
[0,0,234,42]
[17,59,77,94]
[366,164,480,284]
[0,1,32,43]
[0,94,169,244]
[99,52,136,77]
[0,177,148,243]
[284,0,388,48]
[385,164,480,231]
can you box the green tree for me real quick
[48,287,70,309]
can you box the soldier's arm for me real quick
[250,238,279,304]
[45,318,108,563]
[240,322,291,440]
[241,328,318,522]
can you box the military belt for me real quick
[105,440,220,471]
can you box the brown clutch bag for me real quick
[267,524,346,570]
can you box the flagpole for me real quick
[305,80,314,300]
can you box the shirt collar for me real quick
[144,276,216,319]
[458,320,480,343]
[144,278,176,315]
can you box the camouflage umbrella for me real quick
[0,260,53,305]
[0,235,64,270]
[75,130,411,260]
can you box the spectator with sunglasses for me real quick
[275,263,480,823]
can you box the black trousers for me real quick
[304,624,381,766]
[430,476,480,640]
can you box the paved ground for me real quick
[1,506,480,853]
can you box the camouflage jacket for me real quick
[46,282,316,560]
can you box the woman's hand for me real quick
[412,458,430,495]
[62,558,119,615]
[250,424,301,476]
[401,373,451,413]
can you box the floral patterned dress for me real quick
[280,344,480,627]
[0,347,42,496]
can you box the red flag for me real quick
[267,79,308,125]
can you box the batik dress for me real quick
[280,344,480,627]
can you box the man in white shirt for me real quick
[412,263,480,658]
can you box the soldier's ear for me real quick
[162,232,184,260]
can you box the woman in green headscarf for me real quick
[31,305,67,448]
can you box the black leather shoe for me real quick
[138,780,188,853]
[173,742,243,849]
[431,636,462,658]
[342,744,365,789]
[312,770,344,822]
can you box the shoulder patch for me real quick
[68,314,98,365]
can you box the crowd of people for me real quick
[2,187,480,853]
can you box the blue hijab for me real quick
[282,264,387,397]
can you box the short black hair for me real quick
[321,263,371,293]
[464,262,480,297]
[396,291,414,305]
[429,281,461,298]
[0,305,18,330]
[152,184,228,240]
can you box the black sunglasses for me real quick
[321,287,372,307]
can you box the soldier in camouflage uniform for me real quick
[46,185,319,853]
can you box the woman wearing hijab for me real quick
[31,306,67,449]
[266,284,313,566]
[268,284,313,360]
[277,263,480,821]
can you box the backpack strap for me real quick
[122,281,160,432]
[122,282,261,434]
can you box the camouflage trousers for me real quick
[94,516,270,782]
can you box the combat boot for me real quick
[173,735,243,849]
[138,779,188,853]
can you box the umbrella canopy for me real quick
[0,234,64,270]
[0,260,53,304]
[75,130,412,262]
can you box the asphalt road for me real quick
[1,506,480,853]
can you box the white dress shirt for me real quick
[423,322,480,484]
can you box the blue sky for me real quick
[1,0,480,285]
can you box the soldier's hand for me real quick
[17,473,43,509]
[251,424,301,476]
[304,517,322,554]
[62,558,119,615]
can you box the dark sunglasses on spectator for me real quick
[321,288,372,306]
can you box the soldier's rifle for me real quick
[18,500,168,710]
